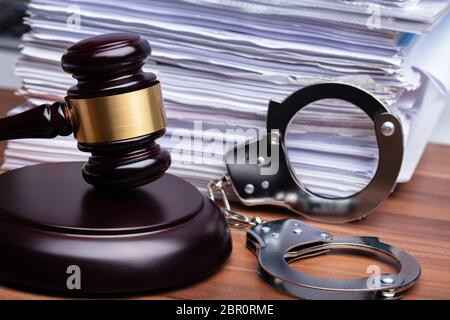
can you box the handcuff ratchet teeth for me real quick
[225,82,404,223]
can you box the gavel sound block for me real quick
[0,33,231,293]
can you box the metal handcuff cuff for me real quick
[208,82,421,300]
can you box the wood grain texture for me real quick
[0,88,449,300]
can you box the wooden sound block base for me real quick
[0,162,232,293]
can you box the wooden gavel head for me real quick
[0,33,171,189]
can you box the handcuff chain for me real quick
[207,175,264,228]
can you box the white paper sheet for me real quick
[4,0,449,198]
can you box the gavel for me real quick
[0,33,232,295]
[0,33,171,189]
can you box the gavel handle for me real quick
[0,102,73,141]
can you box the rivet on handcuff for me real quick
[208,82,421,300]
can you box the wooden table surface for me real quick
[0,88,449,300]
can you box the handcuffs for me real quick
[208,82,421,300]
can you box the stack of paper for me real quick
[4,0,450,197]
